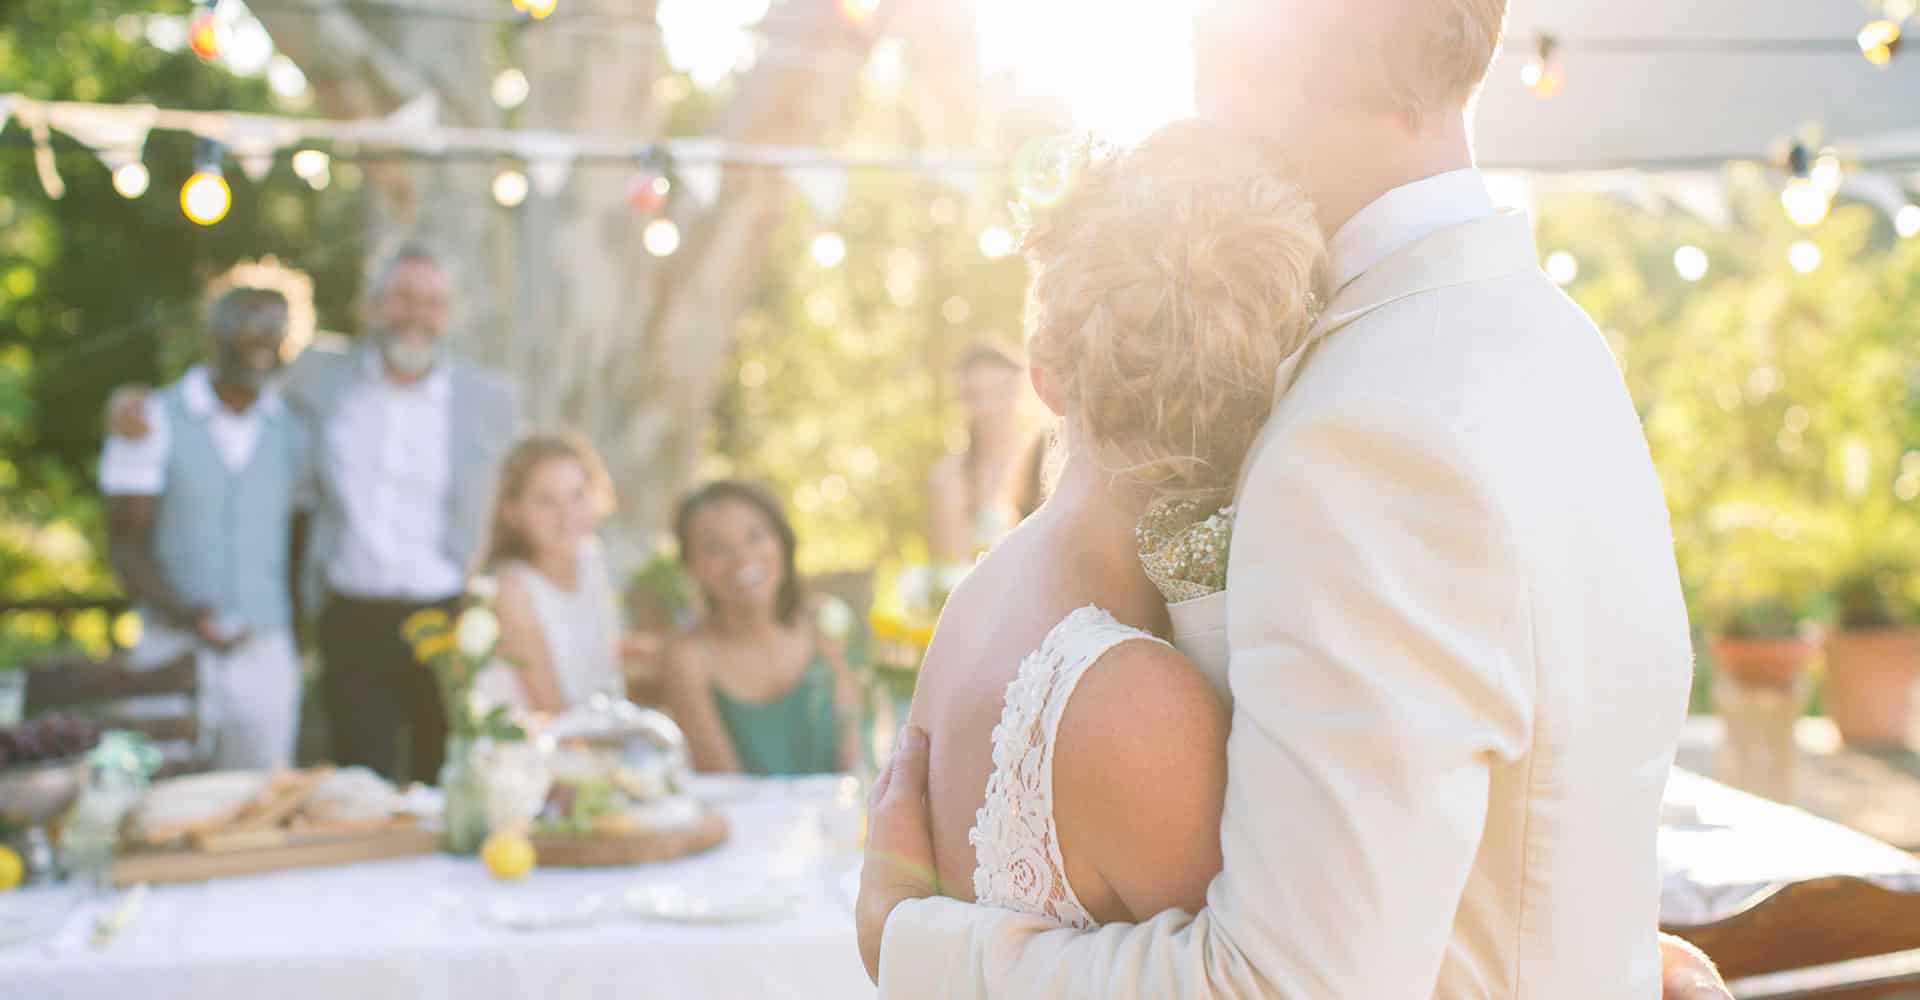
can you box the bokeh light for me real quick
[644,218,682,257]
[1673,245,1709,283]
[1788,240,1822,274]
[112,162,150,199]
[492,169,530,207]
[1544,250,1579,286]
[810,232,847,268]
[181,170,231,225]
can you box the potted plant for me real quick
[1709,596,1823,690]
[1823,560,1920,747]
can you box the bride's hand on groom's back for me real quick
[1660,934,1732,999]
[857,725,939,984]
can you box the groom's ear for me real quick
[1031,365,1067,417]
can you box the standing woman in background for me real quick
[662,481,860,775]
[927,343,1036,562]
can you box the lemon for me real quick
[0,845,22,892]
[481,831,536,881]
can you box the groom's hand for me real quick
[1661,934,1733,999]
[857,725,939,984]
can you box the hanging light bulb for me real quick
[492,168,530,207]
[627,170,671,213]
[811,232,848,268]
[1860,19,1903,66]
[1788,240,1822,274]
[1543,250,1578,286]
[1810,150,1844,195]
[188,1,223,61]
[837,0,881,26]
[112,161,151,199]
[1520,35,1564,99]
[978,226,1015,260]
[1782,179,1833,228]
[291,149,329,181]
[1898,204,1920,239]
[491,68,530,110]
[181,140,231,226]
[643,218,681,257]
[1780,143,1831,228]
[1673,245,1710,282]
[522,0,557,20]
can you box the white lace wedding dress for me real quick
[967,605,1173,930]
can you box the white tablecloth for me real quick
[2,776,875,1000]
[1658,767,1920,926]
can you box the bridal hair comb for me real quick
[1137,495,1236,604]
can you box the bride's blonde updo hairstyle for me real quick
[1022,120,1327,498]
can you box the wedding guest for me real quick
[109,242,522,782]
[927,342,1035,561]
[662,481,860,775]
[101,269,311,770]
[472,432,634,714]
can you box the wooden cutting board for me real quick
[533,809,729,867]
[112,826,443,887]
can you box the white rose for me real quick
[816,596,854,641]
[456,607,501,657]
[467,575,499,603]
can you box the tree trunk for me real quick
[255,0,881,571]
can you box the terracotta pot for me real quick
[1711,635,1820,691]
[1823,628,1920,748]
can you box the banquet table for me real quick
[8,768,1920,1000]
[1,775,876,1000]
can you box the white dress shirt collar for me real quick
[1327,168,1496,292]
[180,364,283,420]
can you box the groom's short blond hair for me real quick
[1198,0,1509,126]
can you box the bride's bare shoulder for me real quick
[1051,636,1229,920]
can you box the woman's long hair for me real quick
[673,480,805,626]
[477,431,615,571]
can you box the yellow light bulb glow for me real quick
[643,218,681,257]
[524,0,556,19]
[1520,58,1564,98]
[1898,204,1920,239]
[181,170,231,225]
[1860,19,1902,66]
[837,0,881,25]
[1789,240,1822,274]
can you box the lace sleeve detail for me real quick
[968,606,1168,930]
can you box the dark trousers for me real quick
[317,592,459,784]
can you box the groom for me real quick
[860,1,1731,997]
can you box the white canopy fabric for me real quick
[1476,0,1920,170]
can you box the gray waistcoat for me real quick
[151,383,305,631]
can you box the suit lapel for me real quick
[1271,210,1542,402]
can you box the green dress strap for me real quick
[711,652,842,776]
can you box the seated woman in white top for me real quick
[475,432,631,713]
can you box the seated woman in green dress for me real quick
[662,480,860,776]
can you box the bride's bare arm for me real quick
[1052,640,1229,921]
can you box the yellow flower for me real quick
[414,632,458,663]
[402,608,450,642]
[906,624,937,650]
[869,608,905,643]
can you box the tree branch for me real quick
[253,0,436,119]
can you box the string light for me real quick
[517,0,557,21]
[1780,143,1832,228]
[1674,245,1710,282]
[1521,35,1564,99]
[978,226,1015,260]
[1898,204,1920,239]
[1859,19,1903,65]
[1544,250,1578,285]
[112,161,150,199]
[290,149,331,190]
[1811,150,1844,195]
[836,0,881,26]
[627,170,671,213]
[643,218,680,257]
[491,168,529,207]
[1789,240,1822,274]
[189,1,223,61]
[491,68,530,110]
[811,232,847,268]
[180,139,231,226]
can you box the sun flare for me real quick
[974,0,1197,143]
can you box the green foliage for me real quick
[1717,597,1805,641]
[0,0,360,634]
[1830,560,1920,630]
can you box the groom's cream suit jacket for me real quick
[880,181,1695,997]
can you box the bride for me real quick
[909,120,1324,923]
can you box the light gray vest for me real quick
[151,382,305,631]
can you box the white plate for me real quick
[626,883,800,924]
